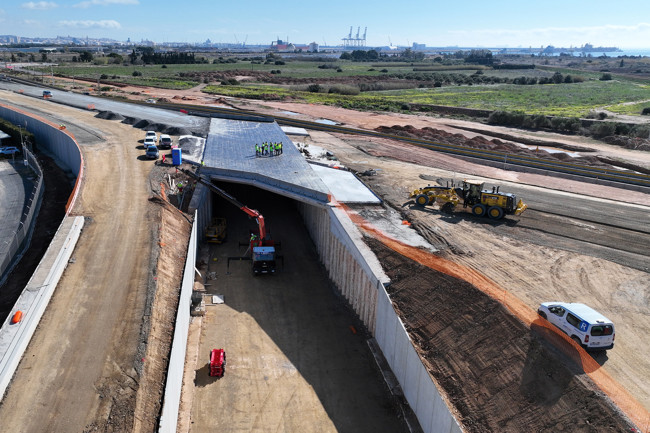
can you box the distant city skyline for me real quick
[0,0,649,49]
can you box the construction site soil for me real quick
[2,84,650,432]
[366,236,634,432]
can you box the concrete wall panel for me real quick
[0,104,82,177]
[159,212,198,433]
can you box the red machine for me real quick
[181,168,280,275]
[209,348,226,377]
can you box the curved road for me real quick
[0,91,155,431]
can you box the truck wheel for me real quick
[415,194,429,206]
[488,206,504,220]
[472,204,486,217]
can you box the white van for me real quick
[538,302,615,351]
[158,134,172,149]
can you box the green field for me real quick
[36,57,650,118]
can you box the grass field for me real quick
[40,57,650,118]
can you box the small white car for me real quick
[143,137,156,148]
[538,302,615,351]
[144,131,157,143]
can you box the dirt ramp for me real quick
[365,237,635,433]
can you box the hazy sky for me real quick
[1,0,649,48]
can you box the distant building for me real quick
[0,35,20,44]
[269,39,296,52]
[412,42,426,51]
[308,42,319,53]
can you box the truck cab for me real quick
[251,246,276,275]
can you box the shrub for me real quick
[631,125,650,138]
[132,70,142,76]
[328,85,360,95]
[274,60,285,65]
[590,122,616,138]
[161,64,167,68]
[336,67,343,72]
[100,74,108,79]
[307,84,321,93]
[642,107,650,115]
[600,73,613,81]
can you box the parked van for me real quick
[538,302,615,351]
[158,134,172,149]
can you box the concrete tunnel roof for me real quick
[200,118,381,206]
[200,118,334,206]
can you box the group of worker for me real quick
[255,141,283,157]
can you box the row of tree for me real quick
[128,48,200,64]
[488,110,650,139]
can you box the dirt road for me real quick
[299,128,650,427]
[189,183,408,433]
[0,91,156,431]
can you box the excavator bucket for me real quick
[514,199,528,216]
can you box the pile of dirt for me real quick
[116,117,193,137]
[364,236,635,433]
[602,135,650,152]
[121,116,139,126]
[94,110,125,121]
[375,125,618,169]
[164,126,192,136]
[132,196,192,432]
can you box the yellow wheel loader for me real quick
[410,180,527,220]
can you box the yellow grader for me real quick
[410,179,527,220]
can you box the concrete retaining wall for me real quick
[0,148,44,285]
[158,211,198,433]
[299,203,463,433]
[375,284,463,433]
[0,216,84,401]
[0,104,82,178]
[299,204,382,333]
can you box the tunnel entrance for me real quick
[190,180,410,432]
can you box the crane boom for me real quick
[181,168,267,240]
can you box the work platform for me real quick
[202,118,331,206]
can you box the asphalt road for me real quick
[0,159,34,278]
[0,79,210,136]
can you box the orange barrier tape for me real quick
[340,203,650,432]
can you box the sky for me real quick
[1,0,650,49]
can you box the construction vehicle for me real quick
[205,217,227,244]
[209,348,226,377]
[411,179,527,220]
[181,168,280,275]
